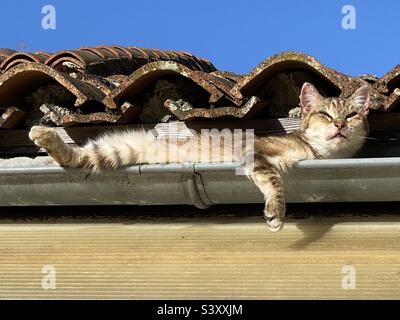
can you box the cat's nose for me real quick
[334,121,345,129]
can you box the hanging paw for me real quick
[29,126,60,149]
[264,200,285,232]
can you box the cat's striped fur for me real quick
[29,82,371,232]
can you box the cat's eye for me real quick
[318,111,333,120]
[346,112,358,119]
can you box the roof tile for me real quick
[0,62,105,109]
[0,52,50,71]
[0,46,398,128]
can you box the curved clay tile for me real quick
[0,48,17,57]
[78,47,115,60]
[56,103,139,126]
[45,49,104,70]
[150,48,172,60]
[94,46,122,58]
[106,74,130,86]
[211,70,245,84]
[0,52,49,71]
[142,48,161,60]
[172,51,217,72]
[110,45,134,59]
[78,73,116,96]
[190,70,240,105]
[230,51,363,101]
[124,46,216,73]
[102,61,236,109]
[380,91,400,111]
[126,46,150,60]
[170,51,204,72]
[33,51,52,57]
[164,96,263,121]
[44,46,216,76]
[373,65,400,110]
[358,74,379,84]
[0,62,105,109]
[375,65,400,94]
[169,50,215,73]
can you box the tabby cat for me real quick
[29,82,371,232]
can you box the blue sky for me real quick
[0,0,398,76]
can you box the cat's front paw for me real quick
[29,126,59,149]
[264,200,285,232]
[266,217,283,232]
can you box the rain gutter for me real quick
[0,157,399,207]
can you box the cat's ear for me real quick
[349,85,370,114]
[300,82,323,115]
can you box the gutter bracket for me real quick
[181,164,212,209]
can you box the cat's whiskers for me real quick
[346,127,399,141]
[354,135,399,141]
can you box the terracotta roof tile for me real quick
[50,102,139,127]
[0,52,50,71]
[0,46,216,76]
[164,96,263,121]
[0,62,105,108]
[373,65,400,111]
[102,61,232,110]
[0,46,398,128]
[0,48,17,57]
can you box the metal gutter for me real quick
[0,157,399,206]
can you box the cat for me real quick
[29,82,371,232]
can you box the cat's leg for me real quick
[250,157,286,232]
[29,126,88,168]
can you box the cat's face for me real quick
[299,83,370,158]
